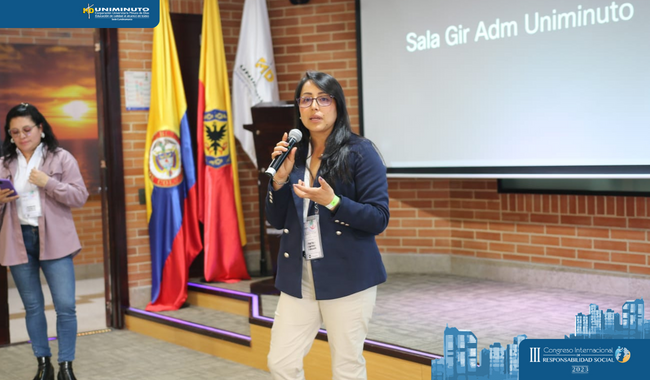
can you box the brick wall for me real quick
[0,28,104,268]
[266,0,650,276]
[117,0,649,290]
[118,0,248,289]
[268,0,650,277]
[71,195,104,266]
[384,179,650,275]
[118,27,154,288]
[119,0,358,289]
[3,0,647,291]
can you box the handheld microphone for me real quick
[265,129,302,178]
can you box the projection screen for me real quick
[357,0,650,177]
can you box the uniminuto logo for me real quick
[83,3,94,19]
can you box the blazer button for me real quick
[283,228,289,234]
[345,223,350,226]
[284,252,289,258]
[336,231,342,236]
[334,220,340,223]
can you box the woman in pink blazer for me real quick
[0,103,88,380]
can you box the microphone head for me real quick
[288,129,303,143]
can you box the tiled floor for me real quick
[4,272,646,379]
[366,273,630,354]
[8,277,107,344]
[1,329,272,380]
[194,273,639,355]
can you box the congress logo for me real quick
[149,130,183,187]
[615,346,630,363]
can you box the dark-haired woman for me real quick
[0,103,88,380]
[265,72,390,380]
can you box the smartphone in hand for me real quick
[0,178,17,196]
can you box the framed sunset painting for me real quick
[0,43,99,191]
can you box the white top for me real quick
[14,143,44,226]
[303,142,313,223]
[302,143,322,253]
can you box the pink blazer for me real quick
[0,147,89,266]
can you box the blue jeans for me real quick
[10,225,77,362]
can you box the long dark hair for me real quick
[294,71,358,185]
[2,103,59,166]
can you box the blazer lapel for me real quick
[290,165,305,227]
[7,159,17,180]
[40,150,52,174]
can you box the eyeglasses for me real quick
[9,125,37,137]
[17,103,30,112]
[296,95,334,108]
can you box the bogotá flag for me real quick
[197,0,250,283]
[144,0,202,311]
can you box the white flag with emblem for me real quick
[232,0,279,167]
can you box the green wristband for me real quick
[325,195,340,211]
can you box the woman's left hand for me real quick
[293,176,335,206]
[29,168,50,188]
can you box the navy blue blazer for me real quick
[266,135,389,300]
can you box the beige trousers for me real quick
[267,259,377,380]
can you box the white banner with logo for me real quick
[232,0,280,167]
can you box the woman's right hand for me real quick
[0,188,19,204]
[271,132,297,189]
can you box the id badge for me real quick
[303,214,324,260]
[22,191,42,219]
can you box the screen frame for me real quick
[355,0,650,179]
[498,178,650,197]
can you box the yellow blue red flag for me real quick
[197,0,250,282]
[144,0,202,310]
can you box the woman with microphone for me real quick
[265,71,390,380]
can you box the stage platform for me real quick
[152,272,632,355]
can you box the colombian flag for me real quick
[197,0,250,282]
[144,0,202,311]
